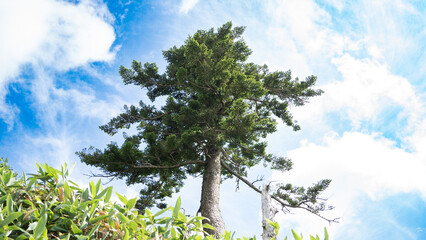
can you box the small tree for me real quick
[78,22,336,237]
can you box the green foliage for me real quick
[0,158,214,239]
[0,158,329,240]
[266,221,329,240]
[290,228,329,240]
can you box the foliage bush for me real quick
[0,158,329,240]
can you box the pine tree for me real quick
[78,22,335,237]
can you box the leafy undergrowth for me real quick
[0,158,329,240]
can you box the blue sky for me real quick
[1,0,426,239]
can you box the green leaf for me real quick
[26,179,37,191]
[41,228,48,240]
[33,213,47,239]
[6,176,17,187]
[95,179,102,196]
[0,212,23,227]
[116,192,128,205]
[88,215,109,225]
[324,227,329,240]
[71,222,83,234]
[87,222,101,238]
[16,234,29,240]
[79,199,100,209]
[80,207,91,226]
[177,211,187,222]
[82,188,90,201]
[114,203,126,214]
[126,198,137,210]
[153,207,170,217]
[123,227,130,240]
[6,193,13,214]
[202,223,216,230]
[172,197,181,219]
[171,227,177,238]
[63,182,71,200]
[291,229,302,240]
[117,212,130,223]
[90,181,96,198]
[104,186,113,202]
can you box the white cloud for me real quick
[406,119,426,155]
[294,54,422,130]
[0,0,116,126]
[33,0,116,70]
[354,0,423,66]
[272,131,426,238]
[18,132,78,171]
[23,66,124,132]
[55,88,123,122]
[179,0,199,14]
[264,0,359,62]
[322,0,347,11]
[0,96,19,130]
[0,1,124,198]
[330,55,420,121]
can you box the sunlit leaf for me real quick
[291,229,303,240]
[116,192,128,205]
[33,213,47,239]
[172,197,181,219]
[0,212,23,227]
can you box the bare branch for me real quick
[270,195,340,223]
[83,170,128,184]
[220,148,339,223]
[251,175,265,185]
[220,149,262,195]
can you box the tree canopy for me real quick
[78,22,334,236]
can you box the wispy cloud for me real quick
[179,0,199,14]
[0,0,117,127]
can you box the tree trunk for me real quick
[200,148,225,237]
[262,184,277,240]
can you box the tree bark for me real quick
[200,148,225,237]
[262,184,277,240]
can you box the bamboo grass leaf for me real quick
[33,213,47,239]
[0,212,23,227]
[172,197,181,219]
[116,192,128,205]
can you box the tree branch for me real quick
[116,160,206,169]
[134,112,168,121]
[87,158,205,170]
[220,148,339,223]
[220,149,265,196]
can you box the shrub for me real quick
[0,158,329,240]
